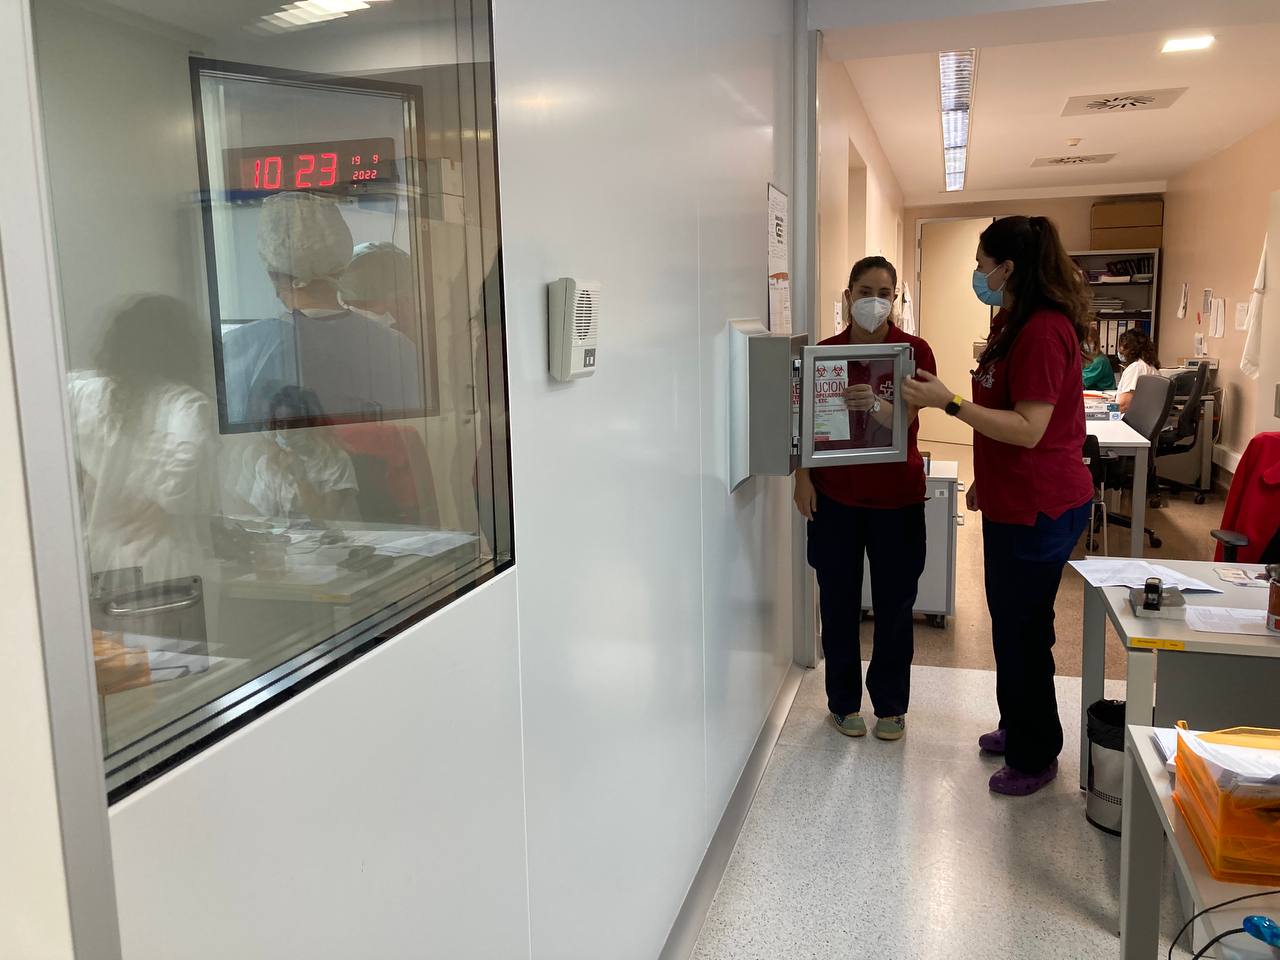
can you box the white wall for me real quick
[817,52,904,338]
[495,0,796,955]
[1259,191,1280,436]
[17,1,798,958]
[109,571,530,959]
[0,263,76,960]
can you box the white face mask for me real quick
[851,296,893,333]
[346,305,395,327]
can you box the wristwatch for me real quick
[871,397,882,415]
[944,394,964,416]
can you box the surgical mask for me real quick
[337,294,395,327]
[346,305,395,327]
[972,266,1007,307]
[851,297,892,333]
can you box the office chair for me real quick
[1212,431,1280,563]
[1104,374,1175,550]
[1155,363,1210,504]
[1082,434,1108,554]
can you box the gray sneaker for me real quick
[874,715,906,741]
[831,713,867,738]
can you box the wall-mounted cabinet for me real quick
[728,322,916,489]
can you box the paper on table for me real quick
[1177,729,1280,785]
[1150,728,1183,773]
[1215,566,1271,588]
[1070,559,1223,593]
[1186,605,1275,637]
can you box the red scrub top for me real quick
[972,308,1093,525]
[810,323,937,510]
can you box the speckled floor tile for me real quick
[691,664,1195,960]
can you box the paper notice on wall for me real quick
[812,361,849,441]
[1177,282,1189,319]
[1210,298,1227,338]
[1235,301,1250,331]
[767,184,791,333]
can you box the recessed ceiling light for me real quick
[1162,35,1214,54]
[938,49,976,192]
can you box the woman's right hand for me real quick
[965,481,979,512]
[793,471,817,521]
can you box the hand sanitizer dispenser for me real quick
[548,278,600,381]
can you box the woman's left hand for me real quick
[900,370,954,410]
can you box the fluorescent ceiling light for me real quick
[1162,35,1214,53]
[283,1,348,20]
[301,0,370,11]
[939,50,975,111]
[939,49,976,192]
[941,110,969,149]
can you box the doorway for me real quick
[917,217,992,446]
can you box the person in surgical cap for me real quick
[337,241,424,343]
[220,192,424,428]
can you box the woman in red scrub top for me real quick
[902,216,1093,796]
[794,256,936,743]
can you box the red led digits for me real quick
[263,156,283,190]
[294,153,316,188]
[319,153,338,187]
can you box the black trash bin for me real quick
[1086,699,1126,835]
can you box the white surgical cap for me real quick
[338,242,413,301]
[257,192,353,284]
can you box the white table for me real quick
[1087,418,1151,558]
[1079,560,1280,790]
[1120,725,1278,959]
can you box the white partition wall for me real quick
[496,0,798,955]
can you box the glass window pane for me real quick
[31,0,511,798]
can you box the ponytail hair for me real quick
[975,215,1092,372]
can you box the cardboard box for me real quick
[1091,226,1163,250]
[1091,198,1164,229]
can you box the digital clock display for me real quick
[223,137,399,198]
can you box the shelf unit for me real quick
[1070,247,1160,360]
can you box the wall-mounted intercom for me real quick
[548,278,601,381]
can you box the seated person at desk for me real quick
[221,192,423,428]
[1115,328,1160,414]
[248,386,359,522]
[1081,323,1116,390]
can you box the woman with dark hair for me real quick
[1081,323,1116,390]
[903,216,1093,796]
[68,294,215,583]
[1115,328,1160,413]
[794,256,936,742]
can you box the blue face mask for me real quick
[972,266,1007,307]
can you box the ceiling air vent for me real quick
[1061,87,1186,117]
[1031,153,1116,167]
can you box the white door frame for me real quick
[0,2,123,957]
[792,24,821,669]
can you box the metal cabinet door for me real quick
[800,342,916,468]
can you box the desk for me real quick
[1087,418,1151,557]
[1120,726,1278,959]
[1079,560,1280,790]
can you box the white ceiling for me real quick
[840,3,1280,205]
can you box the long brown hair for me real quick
[976,216,1092,372]
[1118,328,1159,368]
